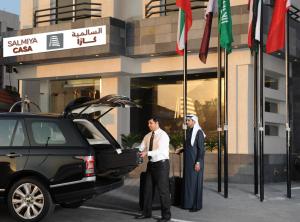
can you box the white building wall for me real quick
[227,49,252,154]
[117,75,131,141]
[263,54,286,154]
[20,0,33,29]
[101,77,119,140]
[0,10,19,89]
[0,10,19,32]
[40,80,50,112]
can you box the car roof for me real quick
[0,112,63,119]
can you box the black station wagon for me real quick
[0,95,140,222]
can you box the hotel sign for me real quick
[3,26,106,57]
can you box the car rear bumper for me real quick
[52,176,124,204]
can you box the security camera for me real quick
[13,67,18,73]
[5,65,18,73]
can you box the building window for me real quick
[6,27,14,32]
[130,73,222,143]
[50,77,101,113]
[265,101,278,113]
[265,75,279,90]
[265,124,279,136]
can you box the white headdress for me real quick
[186,114,206,146]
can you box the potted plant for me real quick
[121,133,142,149]
[169,132,184,153]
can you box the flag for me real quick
[199,0,217,63]
[248,0,261,52]
[266,0,291,54]
[218,0,233,53]
[176,0,193,55]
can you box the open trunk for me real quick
[66,95,141,178]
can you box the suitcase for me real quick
[169,176,182,206]
[139,172,161,210]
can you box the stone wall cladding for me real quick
[126,4,300,59]
[126,5,249,57]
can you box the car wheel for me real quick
[60,200,84,209]
[7,177,55,222]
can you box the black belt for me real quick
[149,159,169,164]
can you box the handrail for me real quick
[145,0,208,18]
[34,2,102,27]
[289,5,300,23]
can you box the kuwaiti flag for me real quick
[199,0,218,64]
[248,0,261,52]
[266,0,291,54]
[176,0,193,55]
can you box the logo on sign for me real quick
[47,33,63,50]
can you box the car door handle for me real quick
[6,153,23,158]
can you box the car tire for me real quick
[7,177,55,222]
[60,200,84,209]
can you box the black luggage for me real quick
[169,176,182,206]
[169,151,183,207]
[95,146,139,173]
[139,172,160,210]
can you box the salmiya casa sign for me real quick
[3,25,106,57]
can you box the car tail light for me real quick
[76,155,95,177]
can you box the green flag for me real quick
[218,0,233,53]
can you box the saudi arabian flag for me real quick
[218,0,233,53]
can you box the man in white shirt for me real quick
[136,117,171,222]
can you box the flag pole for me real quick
[217,32,222,193]
[285,10,291,199]
[259,0,264,202]
[183,42,188,141]
[254,51,259,195]
[224,49,229,198]
[182,42,188,178]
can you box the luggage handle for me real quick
[171,148,183,178]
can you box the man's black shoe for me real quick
[135,215,151,219]
[157,218,170,222]
[189,208,200,212]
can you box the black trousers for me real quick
[143,160,171,220]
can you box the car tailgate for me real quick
[93,145,139,177]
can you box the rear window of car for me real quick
[74,119,109,145]
[31,121,66,145]
[0,119,28,147]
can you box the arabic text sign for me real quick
[3,26,106,57]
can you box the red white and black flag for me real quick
[248,0,261,52]
[176,0,193,55]
[199,0,217,63]
[266,0,291,54]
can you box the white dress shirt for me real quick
[140,128,170,162]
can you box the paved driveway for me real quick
[1,179,300,222]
